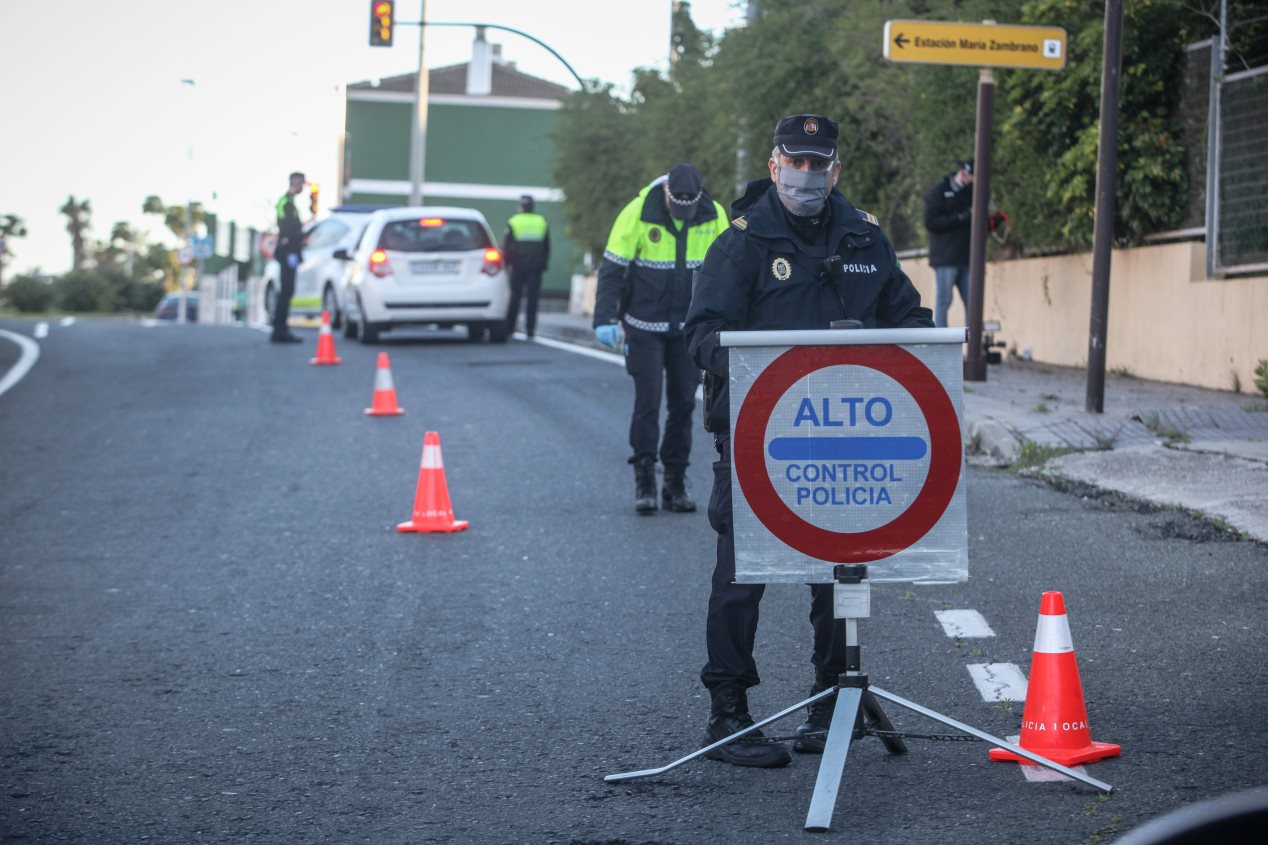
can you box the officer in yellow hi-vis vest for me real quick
[593,164,729,514]
[503,194,551,338]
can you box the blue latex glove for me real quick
[595,324,621,351]
[286,253,300,269]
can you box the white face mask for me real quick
[775,164,832,216]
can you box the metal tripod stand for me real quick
[605,564,1114,832]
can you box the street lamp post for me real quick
[409,0,429,206]
[180,78,196,325]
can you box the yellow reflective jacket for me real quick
[593,180,728,333]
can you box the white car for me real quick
[339,206,512,344]
[262,207,379,328]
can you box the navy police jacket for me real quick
[685,178,934,435]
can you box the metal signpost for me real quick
[604,328,1112,831]
[884,20,1067,382]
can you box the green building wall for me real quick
[344,98,577,297]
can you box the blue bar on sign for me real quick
[768,436,928,461]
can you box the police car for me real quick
[338,206,511,344]
[261,206,383,329]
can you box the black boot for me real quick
[702,684,792,768]
[661,463,697,513]
[794,669,839,754]
[632,456,658,514]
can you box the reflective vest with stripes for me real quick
[593,181,728,333]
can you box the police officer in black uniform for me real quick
[503,194,551,338]
[271,171,307,343]
[684,114,934,768]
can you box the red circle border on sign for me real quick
[732,344,960,563]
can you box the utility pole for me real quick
[409,0,429,206]
[1085,0,1124,413]
[964,66,995,382]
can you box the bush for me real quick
[1255,360,1268,398]
[2,274,56,312]
[113,277,165,312]
[55,270,118,312]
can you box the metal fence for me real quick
[1213,65,1268,275]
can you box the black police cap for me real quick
[666,163,703,198]
[774,114,838,159]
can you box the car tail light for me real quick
[369,249,393,278]
[481,248,502,275]
[420,217,444,227]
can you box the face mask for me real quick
[775,164,832,216]
[665,186,701,221]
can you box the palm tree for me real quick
[0,214,28,287]
[142,195,205,241]
[59,196,91,270]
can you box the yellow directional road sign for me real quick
[883,20,1067,70]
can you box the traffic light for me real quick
[309,182,320,216]
[369,1,394,47]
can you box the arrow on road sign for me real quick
[893,32,909,49]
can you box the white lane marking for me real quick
[0,329,41,399]
[935,609,996,638]
[1002,736,1091,783]
[525,333,625,365]
[525,332,707,400]
[34,322,49,339]
[59,316,76,327]
[967,662,1028,701]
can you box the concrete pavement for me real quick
[529,305,1268,543]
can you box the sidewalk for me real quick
[531,306,1268,543]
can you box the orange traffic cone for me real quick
[397,432,469,533]
[990,591,1121,766]
[310,310,342,365]
[365,352,405,416]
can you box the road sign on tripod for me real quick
[726,327,969,584]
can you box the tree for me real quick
[142,195,206,241]
[551,85,645,259]
[0,214,28,287]
[991,0,1197,249]
[59,196,91,270]
[92,222,143,276]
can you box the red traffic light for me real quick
[369,0,394,47]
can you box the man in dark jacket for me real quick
[593,164,729,515]
[684,114,933,769]
[923,159,974,327]
[271,171,307,343]
[503,195,550,338]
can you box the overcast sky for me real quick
[0,0,747,276]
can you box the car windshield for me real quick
[377,218,490,253]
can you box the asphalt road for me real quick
[2,318,1266,844]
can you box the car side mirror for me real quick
[333,248,351,260]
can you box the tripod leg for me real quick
[861,690,907,755]
[868,685,1113,793]
[804,686,862,832]
[604,687,836,783]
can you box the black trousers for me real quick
[625,328,698,466]
[700,436,850,690]
[507,268,543,336]
[272,254,297,338]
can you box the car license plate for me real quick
[410,258,461,274]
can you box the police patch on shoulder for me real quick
[771,257,792,281]
[857,209,879,226]
[731,215,748,230]
[648,227,661,243]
